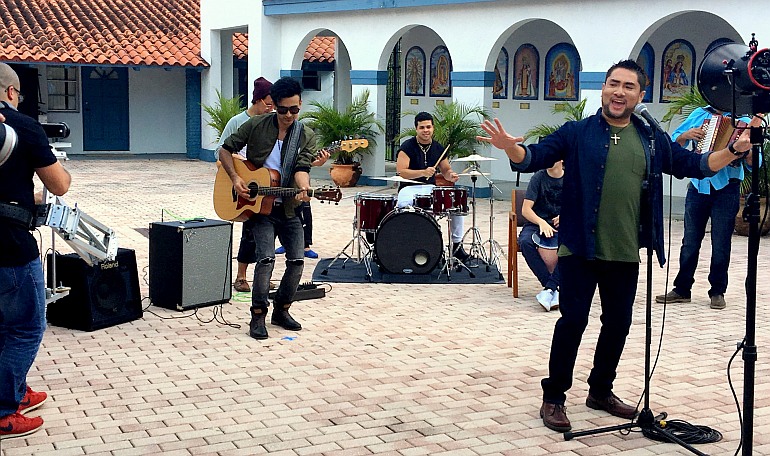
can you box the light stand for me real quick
[697,34,770,454]
[565,120,707,456]
[738,125,765,455]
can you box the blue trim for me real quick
[199,148,217,162]
[451,71,495,88]
[281,70,304,78]
[476,186,491,199]
[580,71,605,90]
[357,176,387,186]
[264,0,495,15]
[185,69,203,159]
[350,70,389,85]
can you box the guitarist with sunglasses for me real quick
[217,77,318,340]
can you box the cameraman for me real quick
[0,62,70,440]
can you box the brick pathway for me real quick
[2,157,769,455]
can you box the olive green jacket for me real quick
[222,113,317,217]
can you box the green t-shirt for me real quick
[594,124,646,262]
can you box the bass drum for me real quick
[374,208,443,274]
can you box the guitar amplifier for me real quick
[149,219,232,311]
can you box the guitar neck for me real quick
[255,186,321,198]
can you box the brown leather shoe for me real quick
[586,392,638,419]
[540,401,571,432]
[233,278,250,293]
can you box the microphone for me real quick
[634,103,666,133]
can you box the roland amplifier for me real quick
[149,219,232,311]
[46,248,142,331]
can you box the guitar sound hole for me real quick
[248,183,259,198]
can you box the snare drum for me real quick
[413,194,433,212]
[356,193,396,233]
[432,186,468,215]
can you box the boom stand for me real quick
[461,172,489,266]
[475,172,505,278]
[564,126,708,455]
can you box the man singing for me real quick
[479,59,760,432]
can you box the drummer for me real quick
[396,111,469,261]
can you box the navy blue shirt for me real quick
[510,109,715,266]
[0,102,57,266]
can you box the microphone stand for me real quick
[565,121,708,455]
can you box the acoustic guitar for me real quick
[212,139,367,221]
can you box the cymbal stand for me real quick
[437,212,475,280]
[321,195,373,279]
[485,180,505,279]
[460,167,489,267]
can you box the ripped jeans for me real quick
[245,205,305,311]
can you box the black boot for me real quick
[249,308,268,339]
[271,304,302,331]
[452,243,470,262]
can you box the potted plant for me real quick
[202,90,244,142]
[300,89,384,187]
[397,102,492,185]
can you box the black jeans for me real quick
[541,255,638,404]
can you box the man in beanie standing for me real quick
[219,77,274,292]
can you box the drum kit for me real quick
[320,154,504,281]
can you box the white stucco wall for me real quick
[200,0,770,195]
[43,66,188,155]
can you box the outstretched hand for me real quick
[477,118,524,151]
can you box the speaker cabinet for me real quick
[46,248,142,331]
[149,219,232,311]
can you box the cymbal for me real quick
[370,175,423,184]
[453,154,497,162]
[458,170,491,177]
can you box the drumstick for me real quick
[433,143,452,169]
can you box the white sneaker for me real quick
[536,289,555,311]
[550,290,559,310]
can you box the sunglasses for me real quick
[275,105,300,115]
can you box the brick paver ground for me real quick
[1,157,768,455]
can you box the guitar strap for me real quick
[280,120,304,188]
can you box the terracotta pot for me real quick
[734,196,770,236]
[329,163,362,187]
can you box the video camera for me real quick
[41,122,71,140]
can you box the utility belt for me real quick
[0,201,49,230]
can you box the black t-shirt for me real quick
[397,137,445,190]
[0,103,57,266]
[523,169,563,229]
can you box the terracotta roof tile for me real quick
[233,33,335,63]
[0,0,207,67]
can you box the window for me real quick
[47,66,79,112]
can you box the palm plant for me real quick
[661,89,707,126]
[398,102,492,158]
[300,89,384,164]
[201,90,244,141]
[523,99,588,141]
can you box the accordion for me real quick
[695,114,747,153]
